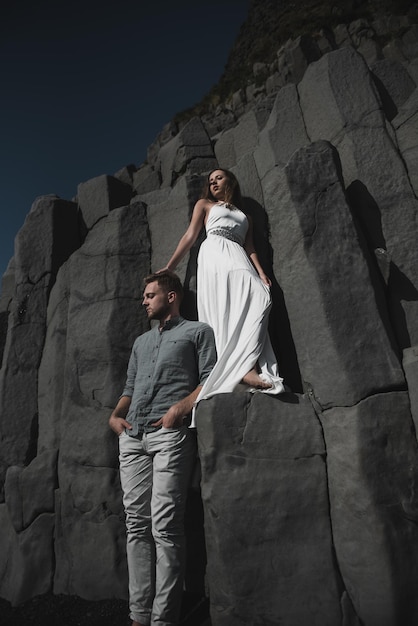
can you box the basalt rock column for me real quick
[0,195,80,605]
[298,45,418,349]
[0,196,80,495]
[196,391,342,626]
[262,140,418,625]
[53,202,151,599]
[263,140,404,408]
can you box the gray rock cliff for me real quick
[1,6,418,626]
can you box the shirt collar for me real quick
[158,315,183,332]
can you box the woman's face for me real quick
[209,170,229,201]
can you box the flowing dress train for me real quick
[195,202,284,408]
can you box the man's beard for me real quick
[147,304,170,321]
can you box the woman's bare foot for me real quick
[242,369,272,389]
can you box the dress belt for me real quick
[208,228,242,245]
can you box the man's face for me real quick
[142,281,172,321]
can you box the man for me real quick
[109,270,216,626]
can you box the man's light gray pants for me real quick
[119,426,196,626]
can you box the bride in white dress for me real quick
[159,168,284,403]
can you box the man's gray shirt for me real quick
[122,316,216,436]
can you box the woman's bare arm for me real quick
[158,199,208,272]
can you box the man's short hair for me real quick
[143,270,184,302]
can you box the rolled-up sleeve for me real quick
[196,325,217,385]
[121,340,138,398]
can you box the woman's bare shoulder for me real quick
[193,198,216,214]
[194,197,214,209]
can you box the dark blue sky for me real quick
[1,0,249,281]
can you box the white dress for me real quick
[195,202,284,407]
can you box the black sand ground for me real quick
[0,592,211,625]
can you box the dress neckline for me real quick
[205,201,245,227]
[213,201,239,211]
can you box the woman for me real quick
[159,168,284,402]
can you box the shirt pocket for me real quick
[162,339,195,368]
